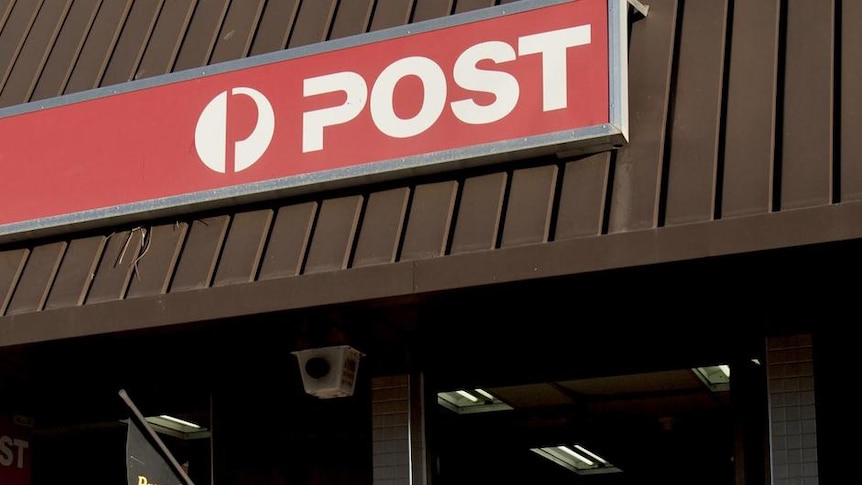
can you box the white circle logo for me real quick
[194,87,275,173]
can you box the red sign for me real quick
[0,0,626,241]
[0,415,31,485]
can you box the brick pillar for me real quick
[371,374,427,485]
[766,334,818,485]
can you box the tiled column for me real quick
[767,334,818,485]
[371,374,427,485]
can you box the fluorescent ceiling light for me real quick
[693,364,731,392]
[574,444,607,464]
[559,446,593,465]
[437,389,513,414]
[158,414,201,429]
[531,444,621,475]
[144,415,210,440]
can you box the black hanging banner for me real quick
[119,389,194,485]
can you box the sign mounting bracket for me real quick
[628,0,649,19]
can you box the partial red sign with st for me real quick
[0,415,31,485]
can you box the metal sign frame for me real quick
[0,0,630,243]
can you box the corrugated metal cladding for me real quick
[0,0,861,345]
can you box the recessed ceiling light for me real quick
[693,364,731,392]
[531,443,622,475]
[144,415,210,440]
[437,389,513,414]
[455,390,479,402]
[158,415,201,429]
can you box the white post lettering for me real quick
[303,71,368,153]
[518,24,591,111]
[12,439,27,468]
[451,41,520,125]
[371,56,447,138]
[0,436,11,466]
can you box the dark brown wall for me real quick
[1,0,861,345]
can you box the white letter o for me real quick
[371,56,447,138]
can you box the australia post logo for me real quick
[195,87,275,173]
[0,0,623,239]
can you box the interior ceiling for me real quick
[490,368,729,417]
[433,367,738,483]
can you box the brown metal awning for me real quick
[2,0,861,347]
